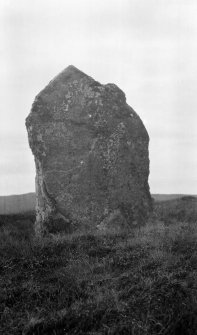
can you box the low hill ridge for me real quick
[0,193,36,214]
[0,193,196,214]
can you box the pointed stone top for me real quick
[63,64,86,74]
[45,65,92,91]
[65,65,81,72]
[56,65,90,81]
[37,65,93,99]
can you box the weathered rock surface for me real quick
[26,65,152,234]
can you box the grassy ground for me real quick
[0,199,197,334]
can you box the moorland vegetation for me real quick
[0,196,197,334]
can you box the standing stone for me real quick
[26,65,152,234]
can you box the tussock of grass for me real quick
[0,210,197,334]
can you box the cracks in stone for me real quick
[42,180,70,224]
[42,180,57,211]
[45,163,85,176]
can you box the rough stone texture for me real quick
[26,65,152,234]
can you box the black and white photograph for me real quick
[0,1,197,334]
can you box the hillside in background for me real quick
[0,193,35,214]
[0,192,196,214]
[152,194,197,202]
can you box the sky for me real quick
[0,0,197,195]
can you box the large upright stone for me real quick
[26,65,152,234]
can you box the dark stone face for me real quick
[26,65,152,234]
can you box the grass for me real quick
[0,200,197,335]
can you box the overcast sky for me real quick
[0,0,197,195]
